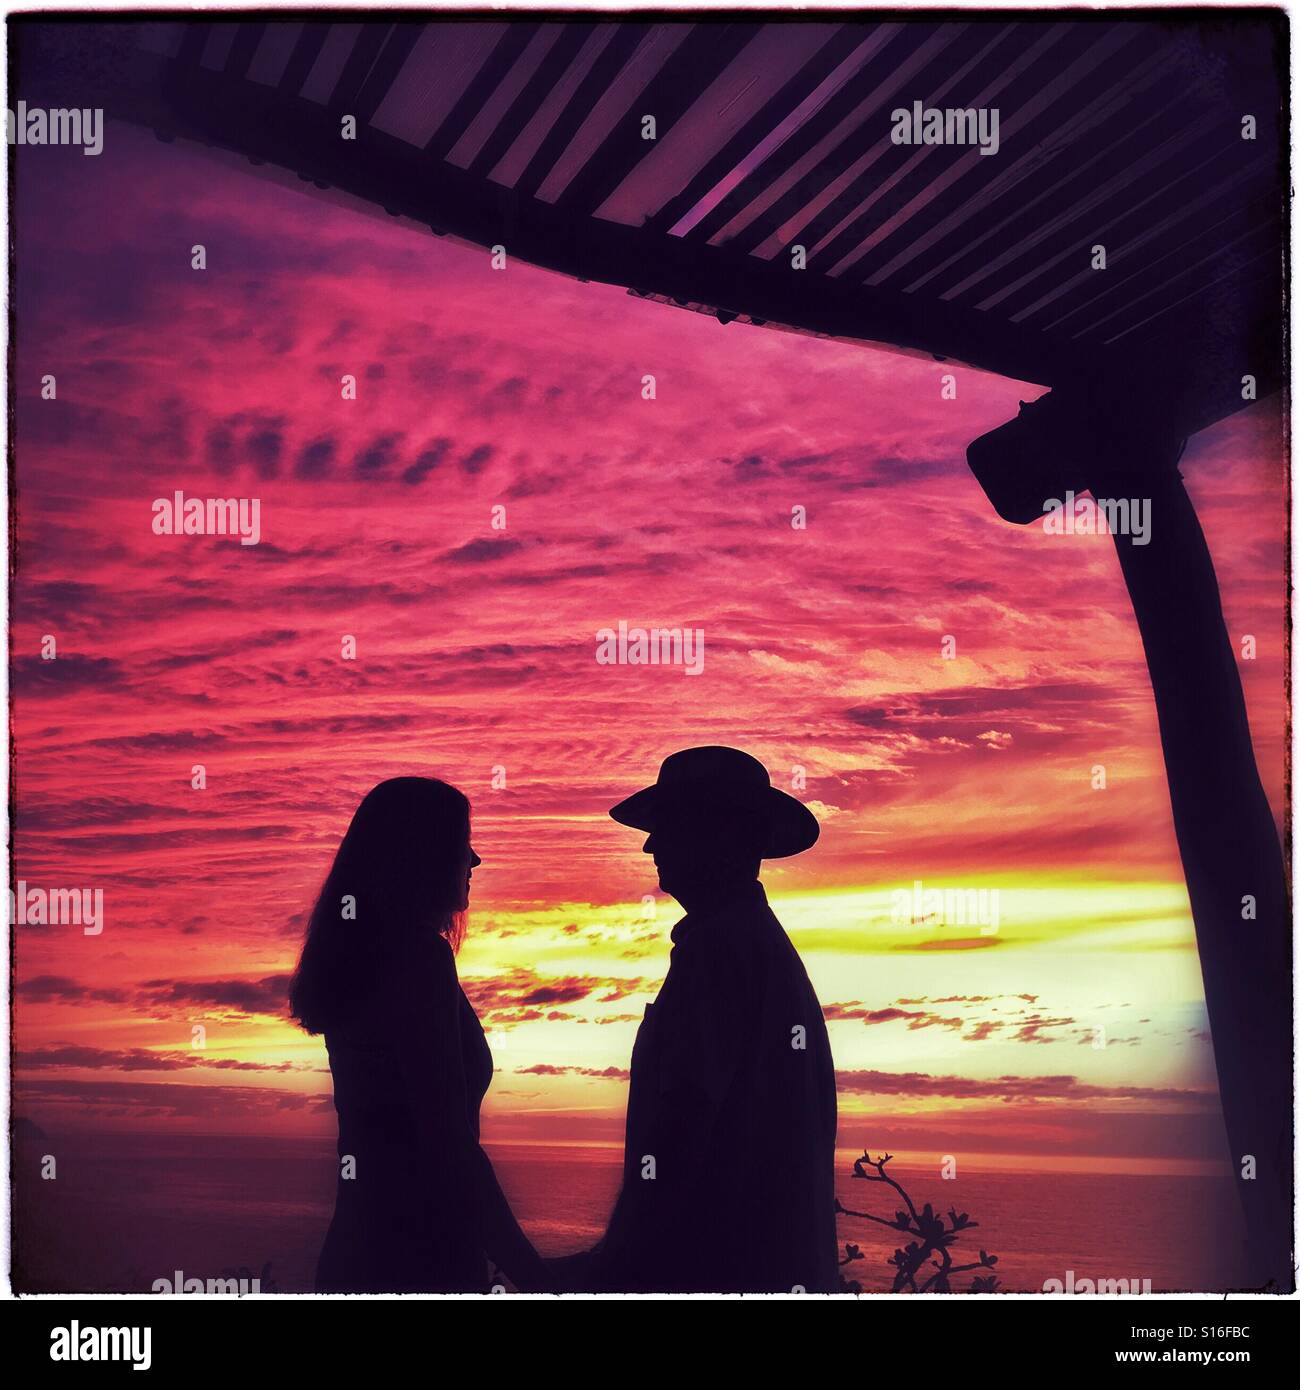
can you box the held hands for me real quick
[541,1250,599,1294]
[501,1246,554,1294]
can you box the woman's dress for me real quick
[316,940,494,1293]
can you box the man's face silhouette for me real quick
[643,805,764,910]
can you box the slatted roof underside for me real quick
[16,16,1287,411]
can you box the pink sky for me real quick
[11,122,1288,1177]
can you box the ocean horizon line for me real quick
[16,1121,1233,1180]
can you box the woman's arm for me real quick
[388,934,547,1291]
[466,1147,548,1291]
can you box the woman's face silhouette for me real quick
[459,845,482,910]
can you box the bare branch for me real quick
[838,1149,1001,1294]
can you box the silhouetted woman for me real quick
[290,777,545,1292]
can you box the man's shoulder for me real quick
[682,900,814,1003]
[681,896,772,960]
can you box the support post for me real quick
[1108,468,1292,1290]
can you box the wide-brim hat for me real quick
[609,746,819,859]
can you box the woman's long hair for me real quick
[289,777,471,1035]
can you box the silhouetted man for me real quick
[579,746,839,1293]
